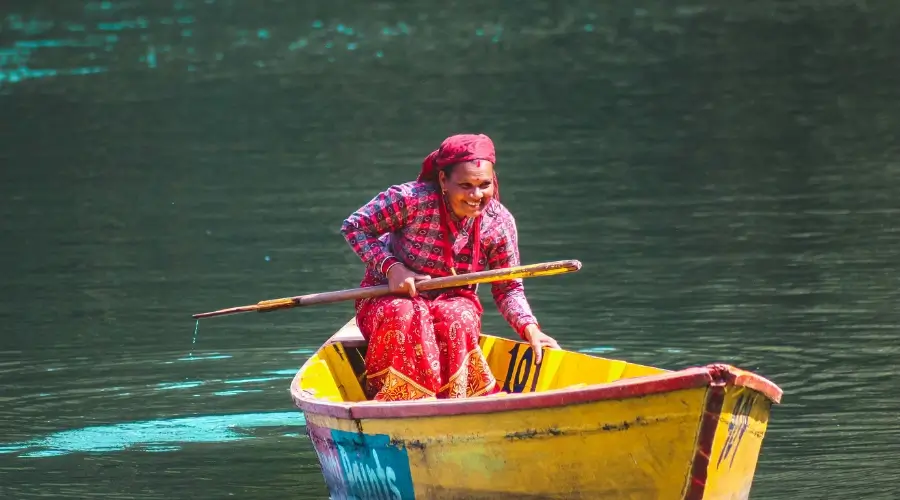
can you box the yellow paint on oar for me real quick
[192,259,582,319]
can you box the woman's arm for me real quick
[487,213,540,339]
[340,183,418,275]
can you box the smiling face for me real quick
[438,160,496,219]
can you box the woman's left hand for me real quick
[523,324,560,364]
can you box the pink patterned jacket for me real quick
[340,181,539,338]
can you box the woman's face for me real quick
[439,160,495,219]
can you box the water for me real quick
[2,1,900,498]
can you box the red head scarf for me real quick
[418,133,497,183]
[418,134,498,275]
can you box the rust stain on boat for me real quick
[389,437,427,450]
[505,427,564,440]
[504,415,666,441]
[601,415,650,432]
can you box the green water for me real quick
[2,1,899,498]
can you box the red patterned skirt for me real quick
[355,288,500,401]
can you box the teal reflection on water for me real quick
[225,377,282,385]
[579,346,617,354]
[157,380,205,390]
[213,389,264,396]
[176,353,232,361]
[0,411,306,458]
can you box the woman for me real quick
[340,133,560,402]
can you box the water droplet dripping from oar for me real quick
[190,319,200,358]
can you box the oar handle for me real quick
[192,259,581,319]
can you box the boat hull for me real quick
[291,321,781,499]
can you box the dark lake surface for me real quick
[2,1,899,498]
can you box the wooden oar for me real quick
[192,259,582,319]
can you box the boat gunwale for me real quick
[289,326,783,420]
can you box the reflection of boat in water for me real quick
[291,319,783,499]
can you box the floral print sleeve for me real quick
[340,183,418,273]
[485,208,539,339]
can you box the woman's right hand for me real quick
[387,264,431,297]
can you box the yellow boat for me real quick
[290,319,783,500]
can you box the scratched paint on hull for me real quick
[703,388,773,499]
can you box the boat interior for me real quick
[297,320,668,403]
